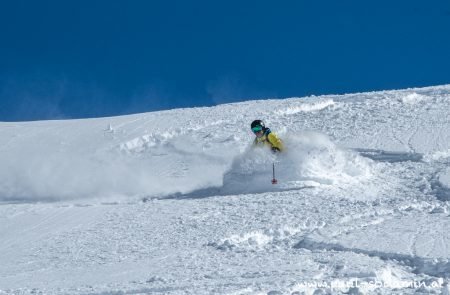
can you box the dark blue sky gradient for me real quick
[1,0,450,121]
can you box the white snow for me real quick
[400,92,431,105]
[1,85,450,294]
[273,98,335,115]
[439,168,450,188]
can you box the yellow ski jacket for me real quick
[253,128,284,152]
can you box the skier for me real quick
[251,120,284,153]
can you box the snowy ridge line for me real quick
[294,238,450,278]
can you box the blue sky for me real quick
[1,0,450,121]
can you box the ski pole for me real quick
[272,162,278,184]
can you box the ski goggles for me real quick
[252,126,263,133]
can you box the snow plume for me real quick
[0,123,376,202]
[0,140,232,202]
[0,149,166,201]
[282,132,373,184]
[221,132,373,195]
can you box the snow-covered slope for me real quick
[1,85,450,294]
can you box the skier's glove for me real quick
[271,147,280,153]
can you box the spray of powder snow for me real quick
[221,132,374,195]
[0,133,234,202]
[0,129,375,202]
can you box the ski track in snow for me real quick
[1,85,450,294]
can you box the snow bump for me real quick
[273,99,335,115]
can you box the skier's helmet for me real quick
[251,120,265,133]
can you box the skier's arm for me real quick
[267,133,284,151]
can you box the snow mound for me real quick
[439,169,450,189]
[436,168,450,201]
[214,231,273,251]
[400,92,431,105]
[119,131,179,153]
[273,99,335,115]
[424,149,450,162]
[211,226,305,252]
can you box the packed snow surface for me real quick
[1,85,450,294]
